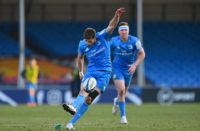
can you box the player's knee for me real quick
[118,89,125,97]
[85,90,99,105]
[85,97,92,104]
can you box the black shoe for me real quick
[62,103,76,115]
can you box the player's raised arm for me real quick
[77,53,84,80]
[106,8,125,34]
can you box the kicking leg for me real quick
[63,84,88,115]
[66,89,100,129]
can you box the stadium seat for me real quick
[0,31,32,56]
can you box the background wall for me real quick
[0,0,200,22]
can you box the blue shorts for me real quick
[82,70,111,93]
[26,82,37,90]
[112,67,133,87]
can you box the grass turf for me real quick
[0,103,200,131]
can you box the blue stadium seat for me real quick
[144,21,200,87]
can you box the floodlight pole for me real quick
[137,0,145,87]
[17,0,25,88]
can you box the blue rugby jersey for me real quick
[78,29,112,72]
[110,35,143,71]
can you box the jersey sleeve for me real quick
[135,40,143,51]
[78,41,84,55]
[109,38,114,49]
[97,29,110,40]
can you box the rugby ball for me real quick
[83,77,96,93]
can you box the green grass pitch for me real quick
[0,103,200,131]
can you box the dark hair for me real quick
[118,22,129,27]
[83,28,96,39]
[29,56,36,61]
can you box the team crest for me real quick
[117,46,120,49]
[97,41,101,46]
[85,48,89,52]
[128,44,133,49]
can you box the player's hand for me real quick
[128,64,136,74]
[115,8,126,17]
[79,72,84,80]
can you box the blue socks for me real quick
[69,94,88,125]
[118,101,126,117]
[72,94,85,109]
[69,103,89,125]
[29,95,35,103]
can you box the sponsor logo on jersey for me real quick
[88,47,105,57]
[136,41,142,49]
[122,50,127,53]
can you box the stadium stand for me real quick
[1,21,200,87]
[25,22,106,56]
[144,22,200,87]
